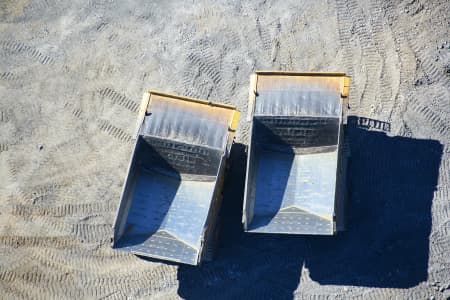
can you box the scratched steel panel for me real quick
[116,231,199,265]
[247,207,333,235]
[140,135,222,176]
[244,73,345,235]
[141,94,233,149]
[254,75,342,117]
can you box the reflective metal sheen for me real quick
[243,72,349,235]
[112,91,239,265]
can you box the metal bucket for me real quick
[112,91,239,265]
[243,72,350,235]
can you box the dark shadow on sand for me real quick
[177,116,442,299]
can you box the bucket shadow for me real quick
[177,117,442,299]
[113,137,181,249]
[306,116,442,287]
[114,136,222,264]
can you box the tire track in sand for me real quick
[11,202,116,217]
[0,40,55,65]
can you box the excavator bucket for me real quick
[112,91,239,265]
[243,71,350,235]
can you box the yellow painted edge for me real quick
[148,90,237,110]
[135,91,151,138]
[247,73,258,121]
[255,70,346,77]
[342,76,350,97]
[229,110,240,131]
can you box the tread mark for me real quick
[0,144,9,153]
[98,120,133,143]
[0,71,19,81]
[71,223,111,242]
[12,202,116,217]
[99,88,139,112]
[409,98,449,136]
[0,109,13,122]
[0,40,54,65]
[0,236,77,248]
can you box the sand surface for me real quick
[0,0,449,299]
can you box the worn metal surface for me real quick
[112,92,239,265]
[254,75,343,117]
[115,168,215,265]
[141,92,237,149]
[243,72,348,235]
[247,149,337,234]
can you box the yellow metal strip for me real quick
[148,90,237,110]
[342,76,350,97]
[255,70,346,77]
[229,110,240,131]
[135,92,151,138]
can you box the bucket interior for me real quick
[245,115,340,234]
[114,136,222,264]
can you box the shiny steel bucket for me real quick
[112,91,239,265]
[243,72,350,235]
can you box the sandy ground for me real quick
[0,0,449,299]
